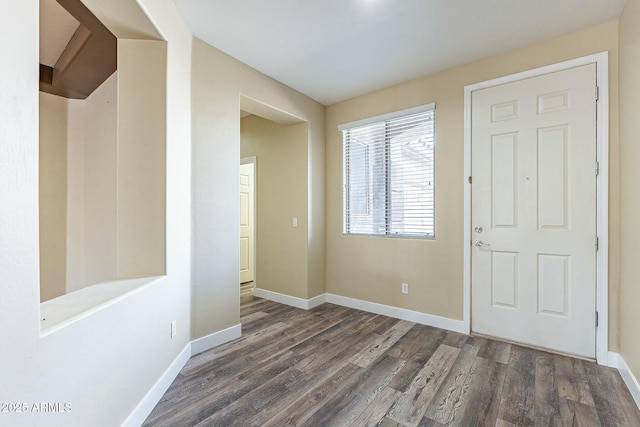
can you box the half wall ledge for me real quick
[40,276,164,336]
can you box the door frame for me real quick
[462,52,609,364]
[240,156,257,291]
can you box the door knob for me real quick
[474,239,491,248]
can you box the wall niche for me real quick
[39,0,167,302]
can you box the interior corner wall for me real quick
[619,0,640,379]
[307,109,327,300]
[191,37,325,340]
[39,92,68,301]
[325,21,620,344]
[67,72,118,293]
[117,39,167,278]
[65,92,85,294]
[240,115,308,299]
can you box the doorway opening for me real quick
[238,96,308,311]
[240,157,256,302]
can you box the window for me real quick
[340,104,435,238]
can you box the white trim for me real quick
[608,352,640,410]
[463,52,609,363]
[308,293,327,309]
[325,293,466,334]
[463,84,473,336]
[253,287,326,310]
[337,102,435,131]
[190,324,242,356]
[249,289,465,332]
[122,343,191,427]
[40,276,165,336]
[594,54,610,366]
[124,323,242,425]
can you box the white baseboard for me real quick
[608,351,640,410]
[191,324,241,356]
[254,288,326,310]
[122,343,192,427]
[124,323,242,426]
[252,289,465,334]
[308,293,327,309]
[325,293,467,334]
[254,288,466,333]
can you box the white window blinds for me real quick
[340,104,435,238]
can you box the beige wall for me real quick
[191,38,325,339]
[241,115,308,298]
[619,0,640,379]
[66,89,85,293]
[43,74,119,295]
[326,21,620,348]
[68,73,119,292]
[117,40,167,278]
[39,92,68,301]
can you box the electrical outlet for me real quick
[293,217,298,227]
[171,320,177,338]
[402,283,409,294]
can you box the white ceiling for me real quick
[177,0,626,105]
[40,0,80,67]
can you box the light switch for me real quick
[293,217,298,227]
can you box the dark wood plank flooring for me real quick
[143,291,640,426]
[240,281,253,300]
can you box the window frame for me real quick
[339,103,436,240]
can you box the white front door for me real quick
[240,161,255,283]
[471,64,597,358]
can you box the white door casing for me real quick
[240,160,255,283]
[470,63,598,359]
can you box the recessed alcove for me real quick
[39,0,167,330]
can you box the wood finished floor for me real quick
[143,290,640,426]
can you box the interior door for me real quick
[471,64,597,358]
[240,162,255,283]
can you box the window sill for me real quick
[40,276,165,336]
[343,232,435,240]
